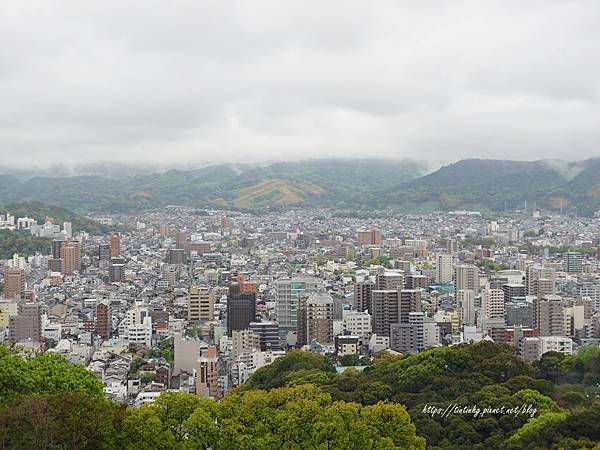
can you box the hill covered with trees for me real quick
[0,345,424,450]
[244,343,600,449]
[3,158,600,214]
[1,343,600,448]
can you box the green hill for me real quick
[3,158,600,214]
[381,158,600,214]
[0,159,426,212]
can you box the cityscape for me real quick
[2,198,600,448]
[3,1,600,448]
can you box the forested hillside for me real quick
[1,342,600,449]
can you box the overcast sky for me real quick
[1,1,599,169]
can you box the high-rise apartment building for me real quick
[60,240,81,275]
[175,231,187,250]
[110,234,121,257]
[297,293,334,346]
[446,239,459,254]
[375,269,404,290]
[457,289,476,326]
[8,303,41,344]
[436,254,454,283]
[390,312,425,354]
[3,268,25,299]
[371,288,421,337]
[98,244,111,264]
[526,265,556,297]
[188,285,214,322]
[481,288,505,320]
[371,290,399,337]
[454,264,479,293]
[51,239,64,260]
[109,260,125,283]
[231,330,261,357]
[534,294,564,336]
[357,228,383,246]
[95,301,111,339]
[196,346,218,399]
[354,279,375,313]
[275,277,321,336]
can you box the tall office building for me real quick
[457,289,476,326]
[481,288,505,320]
[227,282,256,336]
[502,283,527,303]
[505,301,534,327]
[3,268,25,299]
[8,303,41,344]
[526,265,556,297]
[188,286,214,322]
[454,264,479,293]
[110,234,121,257]
[297,293,334,346]
[51,239,64,260]
[354,279,375,313]
[436,254,454,283]
[159,225,169,237]
[275,277,321,336]
[563,252,583,273]
[109,260,125,283]
[534,294,564,336]
[249,321,281,350]
[60,240,81,275]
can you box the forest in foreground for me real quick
[1,342,599,449]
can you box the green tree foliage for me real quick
[0,229,50,259]
[0,346,103,405]
[245,343,600,449]
[243,350,336,390]
[146,337,175,365]
[0,392,124,450]
[364,255,393,269]
[121,387,425,449]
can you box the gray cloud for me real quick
[1,0,599,169]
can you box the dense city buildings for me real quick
[2,204,600,406]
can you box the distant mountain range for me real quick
[1,158,600,214]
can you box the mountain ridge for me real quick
[2,157,600,214]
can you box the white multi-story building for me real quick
[481,288,505,320]
[127,316,152,347]
[342,310,372,339]
[436,254,454,283]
